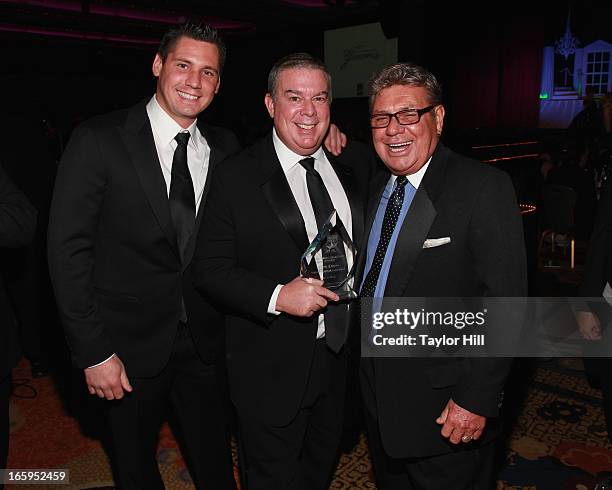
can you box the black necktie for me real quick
[360,176,408,298]
[299,157,348,352]
[169,132,195,263]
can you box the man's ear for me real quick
[152,53,163,77]
[264,93,275,119]
[434,105,445,135]
[214,76,221,95]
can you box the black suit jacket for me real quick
[359,143,527,458]
[193,133,373,425]
[580,183,612,333]
[582,183,612,298]
[0,163,37,377]
[48,100,240,376]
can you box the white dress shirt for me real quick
[267,129,353,339]
[388,157,430,190]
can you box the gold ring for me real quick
[461,434,473,443]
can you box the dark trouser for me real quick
[601,362,612,444]
[4,244,44,363]
[238,339,346,490]
[584,357,612,443]
[106,322,235,490]
[0,373,10,473]
[366,409,496,490]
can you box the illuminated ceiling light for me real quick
[279,0,354,7]
[0,0,254,30]
[472,141,539,150]
[0,23,159,44]
[482,154,540,163]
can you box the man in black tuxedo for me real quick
[48,23,239,489]
[1,115,57,378]
[359,63,526,489]
[193,53,373,490]
[576,182,612,488]
[577,180,612,436]
[0,163,37,471]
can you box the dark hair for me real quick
[368,62,443,111]
[158,22,226,73]
[267,52,332,100]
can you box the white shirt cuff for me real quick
[87,353,116,369]
[267,284,283,315]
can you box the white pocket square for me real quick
[422,237,451,249]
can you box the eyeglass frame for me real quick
[370,105,436,129]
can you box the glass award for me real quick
[300,210,357,300]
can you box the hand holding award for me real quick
[300,210,357,300]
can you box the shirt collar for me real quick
[272,128,325,172]
[146,95,198,150]
[389,156,431,190]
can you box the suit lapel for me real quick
[324,149,364,251]
[384,144,449,297]
[121,102,179,260]
[196,122,228,220]
[355,171,388,285]
[383,188,436,297]
[364,172,389,244]
[259,135,309,253]
[182,122,233,267]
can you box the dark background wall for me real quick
[0,0,610,148]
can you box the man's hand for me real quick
[276,277,339,317]
[576,311,602,340]
[436,399,486,444]
[85,355,133,400]
[323,124,347,156]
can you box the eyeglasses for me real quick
[370,105,435,128]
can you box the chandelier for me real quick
[555,10,579,60]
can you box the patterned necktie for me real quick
[299,157,349,352]
[169,132,195,263]
[360,176,408,298]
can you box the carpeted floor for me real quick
[6,355,612,489]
